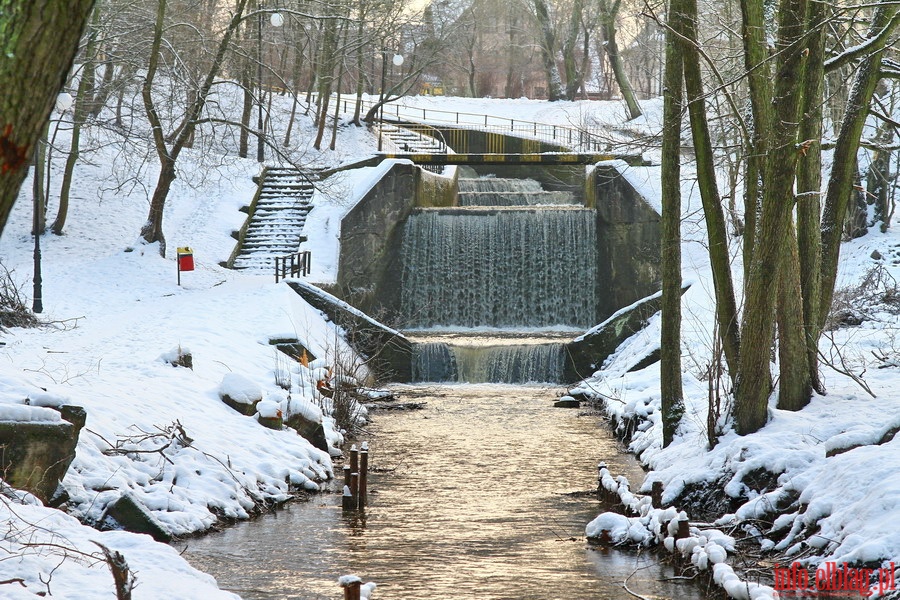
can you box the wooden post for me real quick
[350,472,359,509]
[350,444,359,476]
[343,465,351,489]
[341,485,355,511]
[359,442,368,508]
[340,578,361,600]
[676,517,689,540]
[596,462,606,502]
[651,481,663,507]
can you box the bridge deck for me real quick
[378,152,647,166]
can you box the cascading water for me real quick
[401,176,598,384]
[457,177,577,206]
[400,207,597,329]
[413,340,566,383]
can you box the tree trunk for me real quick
[140,158,176,255]
[562,0,585,101]
[54,52,97,236]
[313,17,338,150]
[776,221,812,411]
[599,0,641,119]
[819,2,899,328]
[738,0,774,283]
[735,0,809,435]
[660,0,685,447]
[140,0,249,254]
[532,0,563,101]
[796,0,826,395]
[680,0,740,380]
[0,0,95,236]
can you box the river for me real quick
[179,384,707,599]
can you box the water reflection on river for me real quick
[179,385,707,599]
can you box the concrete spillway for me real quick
[399,206,598,331]
[457,177,577,206]
[409,333,571,384]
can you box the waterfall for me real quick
[399,207,598,329]
[412,341,565,383]
[457,177,577,206]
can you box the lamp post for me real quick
[32,93,73,314]
[256,5,283,163]
[377,51,404,152]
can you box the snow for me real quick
[0,404,62,422]
[0,83,897,599]
[218,373,262,405]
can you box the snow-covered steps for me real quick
[377,123,447,153]
[232,167,315,272]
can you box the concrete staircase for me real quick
[232,167,314,272]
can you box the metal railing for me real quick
[317,94,605,152]
[275,251,311,283]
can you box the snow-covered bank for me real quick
[0,88,387,596]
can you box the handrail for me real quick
[275,250,311,283]
[319,94,604,152]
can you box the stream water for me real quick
[180,385,707,600]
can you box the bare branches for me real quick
[92,542,135,600]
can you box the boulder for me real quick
[0,405,84,502]
[104,492,171,542]
[284,413,329,451]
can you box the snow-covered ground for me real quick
[0,87,897,598]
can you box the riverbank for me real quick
[574,222,900,598]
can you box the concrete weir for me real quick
[327,150,661,384]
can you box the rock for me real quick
[872,249,883,260]
[284,413,329,451]
[221,394,259,416]
[104,492,172,542]
[256,415,284,430]
[564,284,689,382]
[59,405,87,431]
[628,347,661,372]
[219,373,263,416]
[0,418,80,502]
[554,397,581,408]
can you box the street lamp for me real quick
[32,94,74,313]
[377,52,404,151]
[256,5,283,163]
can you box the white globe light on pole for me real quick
[270,12,284,27]
[392,54,404,67]
[56,92,74,113]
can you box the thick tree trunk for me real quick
[735,0,809,435]
[660,0,685,447]
[0,0,95,236]
[776,221,812,410]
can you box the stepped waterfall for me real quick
[402,176,597,383]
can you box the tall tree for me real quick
[0,0,95,236]
[140,0,249,255]
[660,0,685,447]
[532,0,563,100]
